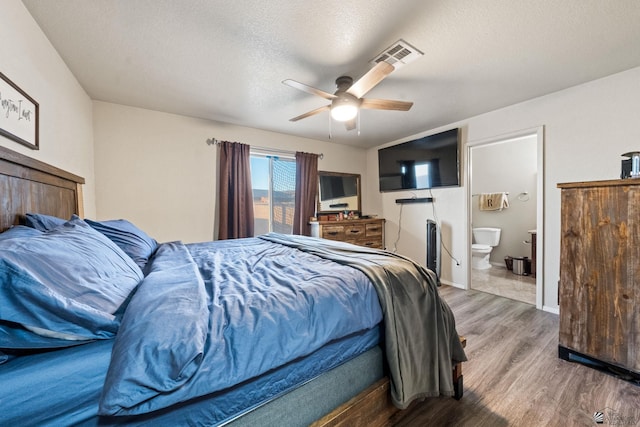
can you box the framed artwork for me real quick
[0,72,39,150]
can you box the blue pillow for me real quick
[0,225,43,241]
[0,217,144,347]
[85,219,158,270]
[24,213,68,231]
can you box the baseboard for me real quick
[440,279,464,289]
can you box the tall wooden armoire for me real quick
[557,179,640,377]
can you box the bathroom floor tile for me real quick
[471,266,536,305]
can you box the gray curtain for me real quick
[218,141,254,239]
[293,151,318,235]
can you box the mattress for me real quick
[0,327,380,426]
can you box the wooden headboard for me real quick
[0,145,85,231]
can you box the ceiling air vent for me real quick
[370,39,423,70]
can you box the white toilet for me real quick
[472,227,501,270]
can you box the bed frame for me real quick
[0,144,464,426]
[313,336,466,427]
[0,145,84,231]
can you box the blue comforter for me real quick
[99,237,382,415]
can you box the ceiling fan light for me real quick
[331,104,358,121]
[331,97,358,122]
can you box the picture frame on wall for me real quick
[0,72,39,150]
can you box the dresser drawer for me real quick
[315,218,385,249]
[359,239,383,249]
[321,225,345,240]
[344,224,365,238]
[366,223,383,237]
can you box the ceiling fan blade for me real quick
[346,61,395,99]
[360,98,413,111]
[289,105,331,122]
[282,79,337,100]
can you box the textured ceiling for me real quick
[22,0,640,148]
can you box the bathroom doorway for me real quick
[467,128,543,308]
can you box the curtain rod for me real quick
[206,138,323,159]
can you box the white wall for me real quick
[0,0,96,217]
[367,66,640,312]
[93,101,369,243]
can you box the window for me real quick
[251,153,296,235]
[415,163,430,189]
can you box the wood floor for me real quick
[390,286,640,427]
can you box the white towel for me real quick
[479,192,509,211]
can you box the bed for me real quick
[0,145,467,426]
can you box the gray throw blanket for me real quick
[259,233,467,409]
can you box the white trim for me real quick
[250,148,296,160]
[440,279,465,289]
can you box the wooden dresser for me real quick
[557,179,640,376]
[310,218,385,249]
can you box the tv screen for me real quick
[319,175,358,201]
[378,128,460,192]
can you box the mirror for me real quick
[317,171,361,214]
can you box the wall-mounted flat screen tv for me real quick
[378,128,460,192]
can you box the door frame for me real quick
[465,126,544,309]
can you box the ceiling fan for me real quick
[282,61,413,131]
